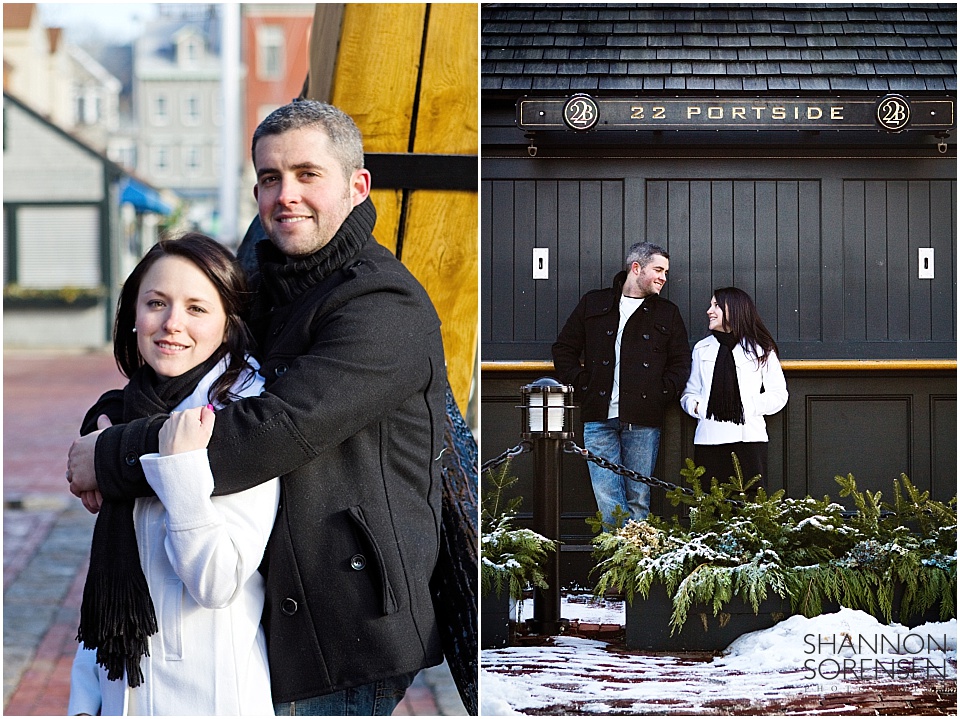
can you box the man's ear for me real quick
[350,169,372,207]
[253,183,259,201]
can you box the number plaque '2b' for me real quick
[563,94,600,131]
[876,94,911,132]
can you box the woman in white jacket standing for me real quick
[681,287,788,488]
[68,235,278,715]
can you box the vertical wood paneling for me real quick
[536,182,559,342]
[712,181,734,290]
[482,157,954,359]
[843,181,867,341]
[755,182,779,341]
[886,181,910,339]
[908,181,932,342]
[557,181,582,325]
[821,178,845,344]
[664,181,691,322]
[579,182,603,296]
[489,181,515,343]
[929,180,957,342]
[600,181,624,282]
[624,178,645,247]
[864,181,888,340]
[798,181,821,342]
[481,180,493,348]
[514,182,537,342]
[689,181,713,298]
[777,182,799,342]
[732,181,758,301]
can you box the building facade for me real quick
[480,3,957,585]
[134,6,223,236]
[238,4,314,232]
[3,6,170,349]
[3,92,123,347]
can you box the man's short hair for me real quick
[625,242,669,271]
[251,100,365,179]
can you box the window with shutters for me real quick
[153,92,169,126]
[183,93,201,126]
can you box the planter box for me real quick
[627,583,795,651]
[481,592,511,649]
[626,582,947,651]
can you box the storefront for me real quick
[480,4,956,584]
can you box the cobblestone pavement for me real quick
[3,350,467,716]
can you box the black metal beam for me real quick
[365,153,478,192]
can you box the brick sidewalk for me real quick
[3,350,465,716]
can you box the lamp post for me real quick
[519,377,574,635]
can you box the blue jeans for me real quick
[273,672,416,716]
[582,418,659,529]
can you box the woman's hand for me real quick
[159,405,215,456]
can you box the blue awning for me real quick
[120,178,172,215]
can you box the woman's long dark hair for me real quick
[713,286,779,366]
[114,233,256,405]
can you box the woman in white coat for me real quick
[68,235,278,715]
[681,287,788,488]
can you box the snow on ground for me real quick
[481,596,957,716]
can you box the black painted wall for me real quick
[482,151,956,361]
[480,143,957,589]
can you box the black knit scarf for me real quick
[706,330,745,425]
[256,197,375,307]
[77,351,223,687]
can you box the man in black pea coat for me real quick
[552,242,690,530]
[68,101,447,715]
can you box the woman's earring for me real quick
[132,327,137,333]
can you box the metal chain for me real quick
[562,440,745,509]
[480,440,533,475]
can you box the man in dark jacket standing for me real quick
[552,242,690,529]
[67,101,447,715]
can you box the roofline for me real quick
[2,90,157,187]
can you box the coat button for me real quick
[125,452,138,466]
[281,598,298,616]
[643,362,650,368]
[581,385,588,391]
[606,330,614,336]
[350,554,367,571]
[602,360,610,366]
[641,393,648,399]
[598,390,607,397]
[275,363,289,377]
[642,333,651,340]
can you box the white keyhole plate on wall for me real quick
[533,248,549,279]
[919,248,934,279]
